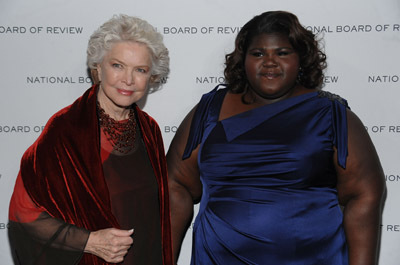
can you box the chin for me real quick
[113,100,135,109]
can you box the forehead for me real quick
[104,41,153,64]
[108,41,149,53]
[248,33,292,48]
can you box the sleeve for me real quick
[8,172,90,265]
[331,97,350,169]
[182,86,220,160]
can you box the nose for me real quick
[262,54,278,67]
[124,70,134,86]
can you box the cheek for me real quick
[284,63,300,78]
[98,67,108,82]
[102,69,120,84]
[244,60,256,78]
[244,57,252,70]
[290,58,300,74]
[138,74,151,84]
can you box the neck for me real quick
[97,100,132,121]
[244,84,305,106]
[97,98,132,122]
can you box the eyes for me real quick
[111,63,149,74]
[136,68,148,73]
[249,49,294,58]
[112,63,123,69]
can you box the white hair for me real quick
[87,14,169,90]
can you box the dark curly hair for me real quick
[224,11,327,94]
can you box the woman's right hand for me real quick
[84,228,134,263]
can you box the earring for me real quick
[297,67,303,83]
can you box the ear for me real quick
[149,74,159,83]
[90,68,100,84]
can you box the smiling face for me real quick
[97,41,153,120]
[244,33,301,104]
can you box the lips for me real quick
[260,72,280,79]
[117,88,134,96]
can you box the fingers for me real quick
[106,247,130,263]
[104,229,133,263]
[111,228,134,237]
[110,228,134,245]
[85,228,135,263]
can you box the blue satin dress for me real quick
[183,85,350,265]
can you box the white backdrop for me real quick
[0,0,399,264]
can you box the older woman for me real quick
[9,14,172,265]
[168,11,385,265]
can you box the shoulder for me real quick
[135,106,163,139]
[201,84,228,100]
[317,90,349,107]
[40,96,88,143]
[193,84,228,115]
[24,87,94,156]
[45,86,95,133]
[30,104,73,150]
[136,107,158,126]
[47,105,74,127]
[20,104,73,167]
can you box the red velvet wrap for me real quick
[19,85,173,265]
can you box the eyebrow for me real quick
[248,46,295,51]
[108,58,151,68]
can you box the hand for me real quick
[84,228,134,263]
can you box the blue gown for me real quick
[183,85,349,265]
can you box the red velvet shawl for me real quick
[19,85,173,265]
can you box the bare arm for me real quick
[167,107,203,264]
[336,109,386,265]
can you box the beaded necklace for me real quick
[97,102,136,154]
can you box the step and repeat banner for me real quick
[0,0,399,264]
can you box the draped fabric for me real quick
[8,85,172,265]
[184,85,349,265]
[101,125,163,265]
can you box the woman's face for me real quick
[244,33,300,103]
[97,41,152,118]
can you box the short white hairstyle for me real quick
[87,14,169,91]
